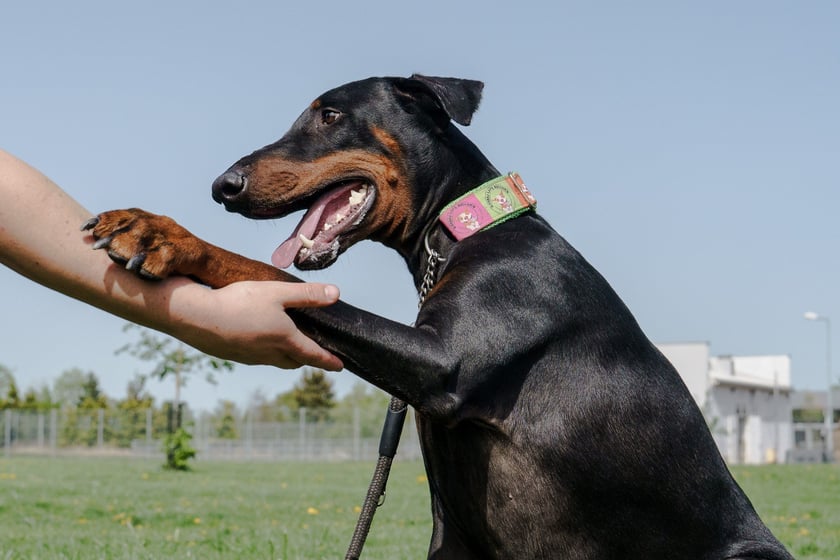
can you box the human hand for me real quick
[167,279,343,371]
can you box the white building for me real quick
[656,342,793,465]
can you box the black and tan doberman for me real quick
[84,75,793,559]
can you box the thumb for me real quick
[279,282,340,309]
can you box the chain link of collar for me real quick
[418,230,446,308]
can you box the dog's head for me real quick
[211,74,484,270]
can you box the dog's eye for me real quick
[321,110,341,125]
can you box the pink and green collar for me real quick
[438,172,537,240]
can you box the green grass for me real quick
[730,464,840,560]
[0,457,836,559]
[0,457,431,559]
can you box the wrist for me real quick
[152,278,216,342]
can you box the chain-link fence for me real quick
[0,406,422,462]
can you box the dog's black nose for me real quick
[212,170,247,204]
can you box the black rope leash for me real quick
[345,231,442,559]
[344,396,407,560]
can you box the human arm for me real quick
[0,149,343,370]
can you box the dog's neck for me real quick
[371,123,503,292]
[402,173,502,293]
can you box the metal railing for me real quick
[0,407,422,462]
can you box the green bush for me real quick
[162,427,196,471]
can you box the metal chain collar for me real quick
[418,230,446,308]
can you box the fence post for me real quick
[246,411,254,460]
[50,408,57,455]
[146,408,153,458]
[299,407,306,461]
[4,409,11,457]
[353,406,361,461]
[37,412,45,449]
[97,409,105,448]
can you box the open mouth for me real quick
[271,179,375,269]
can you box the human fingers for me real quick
[281,329,344,371]
[276,282,340,309]
[225,281,342,370]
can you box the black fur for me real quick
[212,75,793,559]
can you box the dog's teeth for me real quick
[349,188,366,206]
[323,222,333,231]
[299,247,310,256]
[298,234,314,249]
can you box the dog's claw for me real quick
[126,253,146,272]
[106,249,127,265]
[92,236,113,250]
[138,268,162,281]
[81,217,100,231]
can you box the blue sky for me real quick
[2,1,838,411]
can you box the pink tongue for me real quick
[271,204,326,269]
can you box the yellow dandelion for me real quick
[798,527,810,536]
[0,473,16,480]
[307,507,320,515]
[416,475,428,484]
[193,517,202,525]
[141,472,150,480]
[353,505,362,513]
[77,518,89,525]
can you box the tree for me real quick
[0,378,20,410]
[60,372,109,447]
[272,390,300,421]
[116,323,234,470]
[20,388,40,411]
[333,381,392,437]
[52,368,89,408]
[33,385,56,411]
[78,372,108,409]
[248,390,278,422]
[117,323,234,429]
[292,368,336,422]
[113,375,155,448]
[213,400,240,439]
[0,365,16,408]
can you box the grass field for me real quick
[0,457,836,559]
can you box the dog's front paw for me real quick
[82,208,202,280]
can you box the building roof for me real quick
[709,354,792,391]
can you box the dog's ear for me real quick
[394,74,484,126]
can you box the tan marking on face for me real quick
[370,126,402,158]
[244,145,414,246]
[310,99,322,110]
